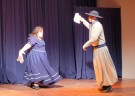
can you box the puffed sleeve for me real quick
[27,36,36,45]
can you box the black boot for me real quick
[102,86,112,93]
[98,86,107,91]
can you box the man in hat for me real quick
[79,10,118,92]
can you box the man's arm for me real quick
[80,17,90,29]
[83,22,102,51]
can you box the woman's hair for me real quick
[29,26,43,39]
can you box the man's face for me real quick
[88,16,95,23]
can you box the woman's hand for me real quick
[17,50,25,64]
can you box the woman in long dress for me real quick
[17,26,62,90]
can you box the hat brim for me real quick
[85,13,103,18]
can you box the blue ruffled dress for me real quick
[24,36,62,85]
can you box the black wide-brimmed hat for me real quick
[85,10,103,18]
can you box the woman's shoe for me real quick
[31,84,40,90]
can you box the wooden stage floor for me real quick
[0,79,135,96]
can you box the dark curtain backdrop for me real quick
[74,7,122,79]
[0,0,97,83]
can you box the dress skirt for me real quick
[24,49,62,85]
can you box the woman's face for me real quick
[37,31,43,38]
